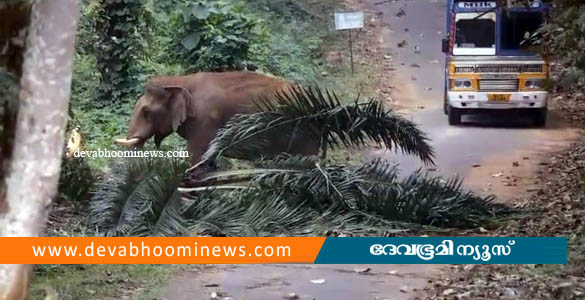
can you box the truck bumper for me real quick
[447,91,548,110]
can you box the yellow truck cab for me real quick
[442,0,550,126]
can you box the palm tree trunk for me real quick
[0,0,80,299]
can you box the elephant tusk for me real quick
[115,137,141,147]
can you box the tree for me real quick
[90,0,147,106]
[0,0,80,299]
[542,0,585,91]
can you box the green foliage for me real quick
[89,156,189,237]
[0,69,18,185]
[542,1,585,91]
[87,0,150,105]
[30,264,174,300]
[89,155,507,237]
[169,1,259,72]
[57,156,95,205]
[184,156,507,230]
[243,0,330,83]
[70,54,100,109]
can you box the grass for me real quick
[29,264,178,300]
[318,51,384,101]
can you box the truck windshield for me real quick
[454,12,496,55]
[501,12,543,52]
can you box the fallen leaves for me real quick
[491,171,504,178]
[422,140,585,299]
[310,279,326,285]
[395,8,406,17]
[442,288,455,296]
[353,267,371,274]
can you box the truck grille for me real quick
[455,64,543,73]
[478,79,519,91]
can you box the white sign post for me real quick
[335,12,364,74]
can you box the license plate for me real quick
[488,94,511,102]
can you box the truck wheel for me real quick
[533,107,547,127]
[443,98,448,115]
[443,92,448,115]
[448,106,461,125]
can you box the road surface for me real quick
[163,0,577,299]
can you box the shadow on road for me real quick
[457,110,570,130]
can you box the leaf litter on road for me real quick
[422,141,585,299]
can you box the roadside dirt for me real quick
[421,140,585,299]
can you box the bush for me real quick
[543,1,585,91]
[57,156,95,205]
[86,0,151,106]
[169,1,260,72]
[243,0,329,83]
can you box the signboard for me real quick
[457,1,497,8]
[334,12,364,30]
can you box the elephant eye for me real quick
[143,108,150,119]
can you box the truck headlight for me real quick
[524,79,543,89]
[453,79,473,89]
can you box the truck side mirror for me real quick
[442,38,449,53]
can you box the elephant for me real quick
[115,71,318,164]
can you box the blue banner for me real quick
[314,237,566,264]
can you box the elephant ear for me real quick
[164,86,190,132]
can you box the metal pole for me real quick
[348,29,354,74]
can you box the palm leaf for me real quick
[182,156,510,230]
[89,156,189,236]
[200,86,434,166]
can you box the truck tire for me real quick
[448,106,461,125]
[533,107,547,127]
[443,92,448,115]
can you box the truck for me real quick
[442,0,551,126]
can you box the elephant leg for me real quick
[186,119,221,165]
[287,132,320,157]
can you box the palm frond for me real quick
[89,155,509,237]
[181,186,414,237]
[200,86,434,165]
[183,156,509,230]
[89,156,189,237]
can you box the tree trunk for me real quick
[0,0,80,299]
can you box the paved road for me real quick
[167,264,436,300]
[164,1,578,299]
